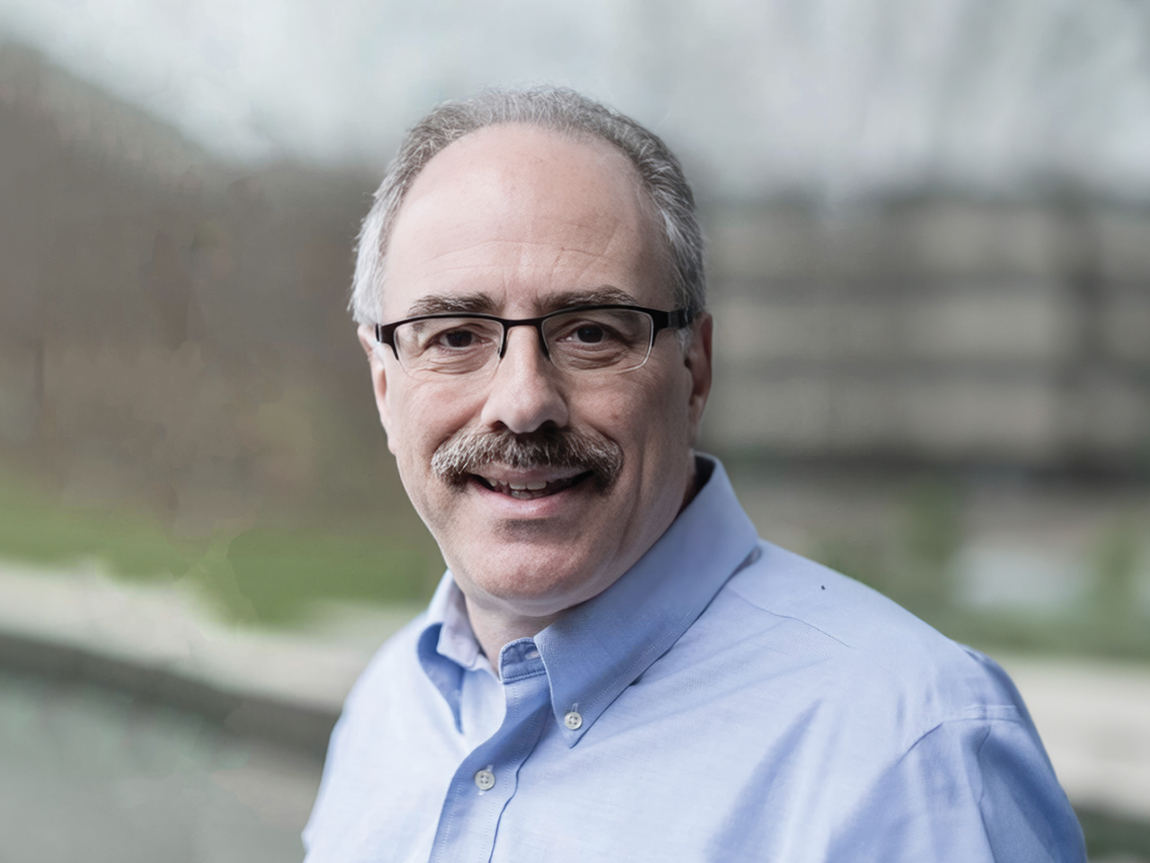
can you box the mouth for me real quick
[472,471,593,500]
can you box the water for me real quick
[0,668,320,863]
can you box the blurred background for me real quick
[0,0,1147,860]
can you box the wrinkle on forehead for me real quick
[404,124,663,254]
[381,124,673,317]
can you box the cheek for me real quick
[388,386,478,462]
[636,379,694,468]
[588,374,690,460]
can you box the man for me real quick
[304,88,1085,862]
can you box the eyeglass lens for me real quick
[393,309,655,376]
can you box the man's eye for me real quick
[440,329,476,349]
[573,324,607,344]
[556,320,623,347]
[421,325,492,353]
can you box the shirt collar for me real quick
[416,570,495,732]
[415,454,760,743]
[534,455,759,745]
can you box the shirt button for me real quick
[474,769,495,791]
[564,711,583,730]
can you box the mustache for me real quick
[431,426,624,491]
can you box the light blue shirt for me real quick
[304,457,1085,862]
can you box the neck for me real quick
[464,598,560,678]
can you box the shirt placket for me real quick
[428,638,551,863]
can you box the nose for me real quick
[479,326,570,434]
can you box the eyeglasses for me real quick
[375,304,693,378]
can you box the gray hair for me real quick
[349,86,705,325]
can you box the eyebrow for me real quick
[542,287,639,312]
[405,293,498,317]
[403,286,641,319]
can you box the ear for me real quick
[357,324,397,454]
[683,312,713,445]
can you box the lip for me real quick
[466,471,593,519]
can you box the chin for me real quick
[459,546,612,616]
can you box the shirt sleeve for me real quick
[827,717,1087,863]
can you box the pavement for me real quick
[0,559,420,719]
[1002,655,1150,823]
[1,559,1149,860]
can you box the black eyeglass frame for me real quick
[374,304,695,367]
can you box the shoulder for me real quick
[725,540,951,649]
[692,541,1031,744]
[645,540,1083,858]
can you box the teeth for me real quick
[477,474,583,498]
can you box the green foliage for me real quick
[1090,519,1142,624]
[220,526,430,624]
[1075,806,1150,859]
[892,478,963,614]
[0,462,438,626]
[810,536,888,593]
[812,477,963,618]
[0,467,202,579]
[802,472,1150,661]
[902,480,963,573]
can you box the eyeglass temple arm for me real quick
[654,308,694,333]
[374,323,401,360]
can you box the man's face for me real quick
[360,124,712,622]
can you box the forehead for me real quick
[381,124,670,319]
